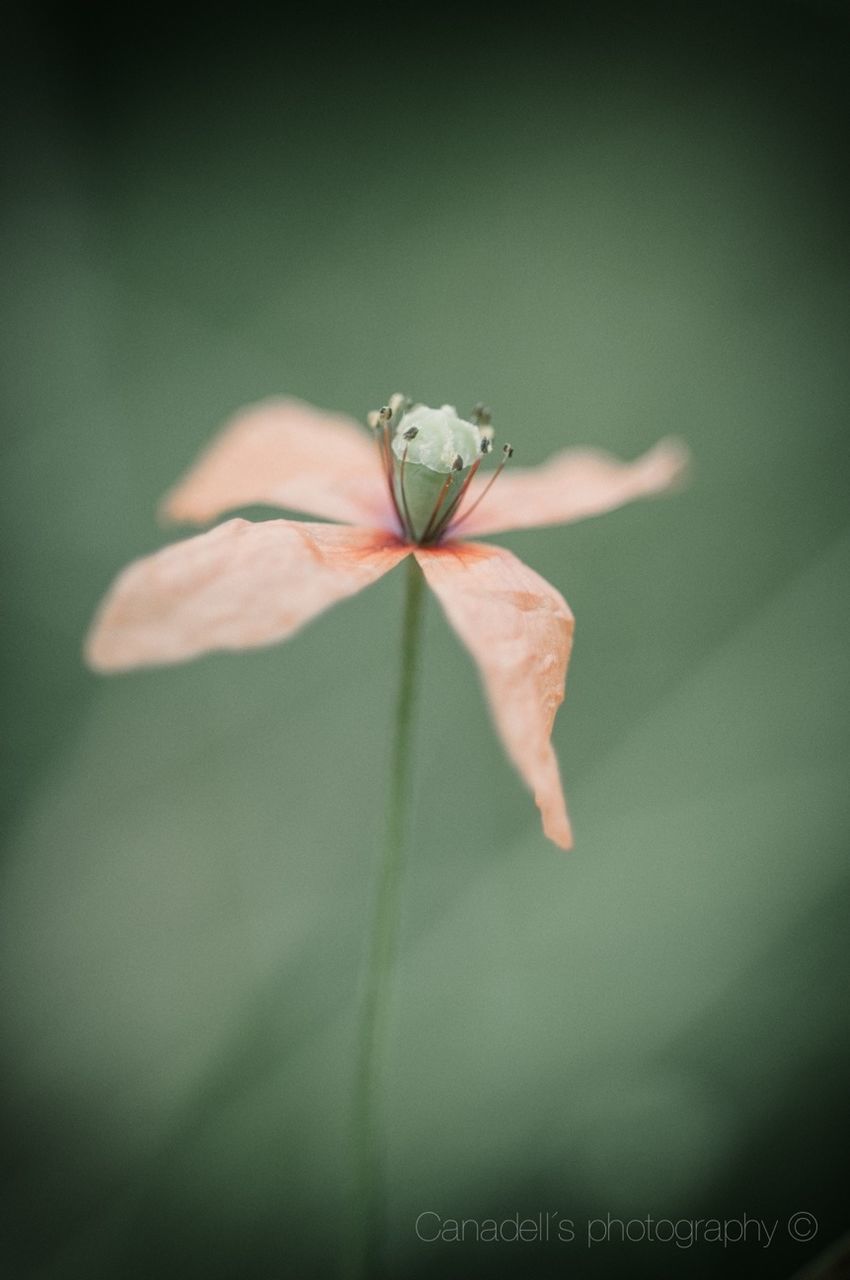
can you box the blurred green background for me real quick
[2,3,848,1277]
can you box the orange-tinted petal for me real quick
[161,397,394,529]
[85,520,409,672]
[453,437,689,537]
[415,542,574,849]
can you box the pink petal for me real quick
[85,520,410,672]
[453,437,690,537]
[161,397,394,529]
[415,542,574,849]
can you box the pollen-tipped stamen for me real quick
[420,461,463,544]
[449,442,514,533]
[370,401,406,533]
[440,456,483,531]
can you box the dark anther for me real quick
[403,426,419,440]
[480,437,493,454]
[378,405,392,423]
[452,454,464,471]
[471,402,492,427]
[503,444,514,458]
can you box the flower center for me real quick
[370,396,510,544]
[392,405,480,473]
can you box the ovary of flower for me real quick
[391,404,481,470]
[85,395,689,849]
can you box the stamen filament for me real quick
[379,418,405,533]
[398,445,414,537]
[449,444,514,534]
[419,472,456,544]
[440,457,482,531]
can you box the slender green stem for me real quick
[352,555,425,1279]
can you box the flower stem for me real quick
[352,555,425,1279]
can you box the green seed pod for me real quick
[391,405,482,541]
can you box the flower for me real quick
[85,395,688,849]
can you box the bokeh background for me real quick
[2,3,848,1277]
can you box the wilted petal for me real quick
[453,437,689,537]
[415,542,574,849]
[85,520,410,672]
[161,397,394,529]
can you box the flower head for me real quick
[85,394,688,848]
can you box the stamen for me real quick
[403,426,419,441]
[420,472,456,543]
[398,444,414,535]
[369,394,421,537]
[373,413,390,469]
[370,410,388,469]
[449,442,514,533]
[369,401,405,532]
[452,454,464,471]
[441,457,482,528]
[382,417,405,531]
[470,403,492,427]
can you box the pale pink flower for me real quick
[85,396,688,848]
